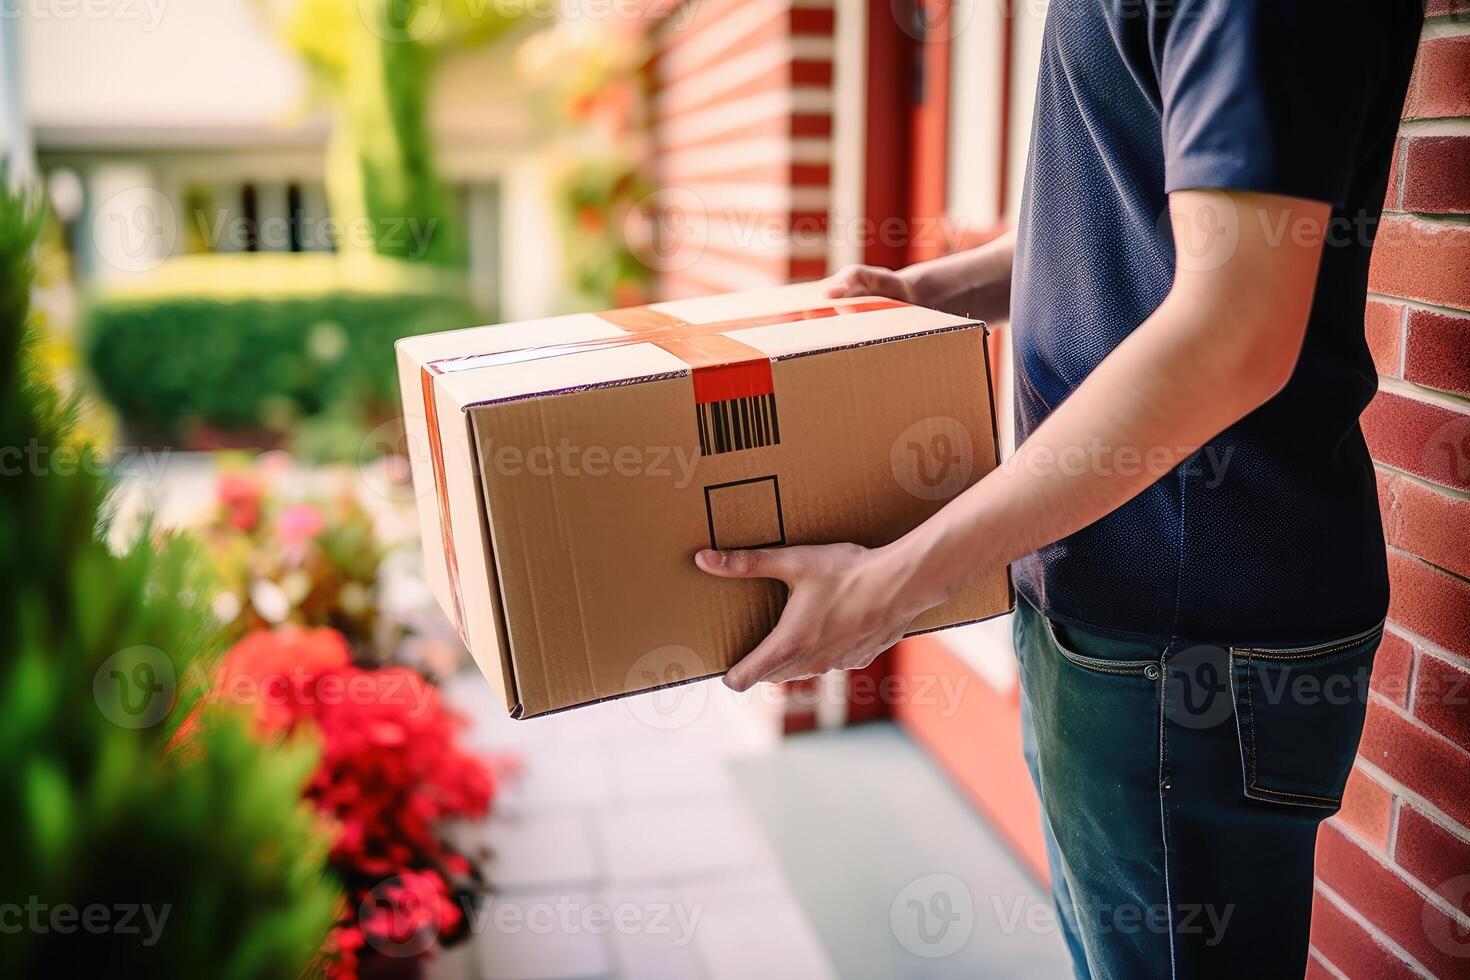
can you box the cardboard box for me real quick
[396,282,1011,718]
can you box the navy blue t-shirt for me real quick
[1011,0,1423,645]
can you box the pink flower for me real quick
[278,503,326,544]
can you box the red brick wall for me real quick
[1312,11,1470,978]
[647,0,835,299]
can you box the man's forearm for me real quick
[902,230,1017,321]
[890,192,1324,612]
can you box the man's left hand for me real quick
[694,543,926,692]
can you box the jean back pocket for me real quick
[1229,623,1383,810]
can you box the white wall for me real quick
[498,155,562,321]
[1,17,33,180]
[828,0,867,271]
[930,0,1050,229]
[22,0,306,132]
[1004,0,1048,222]
[945,0,1006,232]
[22,0,536,150]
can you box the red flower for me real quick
[611,280,646,309]
[212,627,499,978]
[214,626,351,732]
[217,473,264,532]
[576,206,607,234]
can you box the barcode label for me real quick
[695,393,780,456]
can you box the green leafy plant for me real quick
[0,182,341,975]
[556,156,654,310]
[517,24,655,309]
[257,0,532,266]
[83,252,480,444]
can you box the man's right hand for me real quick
[823,264,916,303]
[820,228,1017,321]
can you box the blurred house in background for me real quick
[19,0,1040,318]
[21,0,555,316]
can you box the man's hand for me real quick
[823,265,915,302]
[694,543,931,692]
[824,229,1017,319]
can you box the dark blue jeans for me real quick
[1014,594,1381,979]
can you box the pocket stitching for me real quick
[1243,651,1256,784]
[1247,785,1343,807]
[1231,645,1367,810]
[1234,621,1385,662]
[1228,647,1252,796]
[1244,656,1338,805]
[1043,615,1155,676]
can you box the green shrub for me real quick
[84,253,482,443]
[1,186,340,974]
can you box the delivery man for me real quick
[694,2,1426,976]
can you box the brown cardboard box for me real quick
[396,282,1011,718]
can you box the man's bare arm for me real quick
[698,189,1329,691]
[825,229,1017,323]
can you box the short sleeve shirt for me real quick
[1010,0,1423,643]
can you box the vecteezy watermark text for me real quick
[199,666,437,719]
[190,211,440,261]
[481,438,701,489]
[990,894,1234,947]
[0,898,171,947]
[0,440,171,485]
[998,440,1235,487]
[1,0,167,31]
[359,876,703,959]
[465,895,702,944]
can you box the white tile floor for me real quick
[441,672,838,980]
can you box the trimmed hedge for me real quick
[84,254,482,443]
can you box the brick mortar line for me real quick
[1326,812,1470,930]
[1386,542,1470,589]
[1396,118,1470,136]
[658,0,826,76]
[1399,792,1470,851]
[655,59,837,121]
[1368,291,1470,321]
[1384,617,1470,675]
[1367,689,1470,769]
[1380,208,1470,225]
[1376,375,1470,413]
[1422,17,1470,39]
[1374,460,1470,505]
[1312,880,1438,979]
[655,85,836,126]
[1353,756,1470,851]
[1393,134,1408,209]
[1388,793,1402,863]
[1306,948,1350,980]
[1400,623,1421,730]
